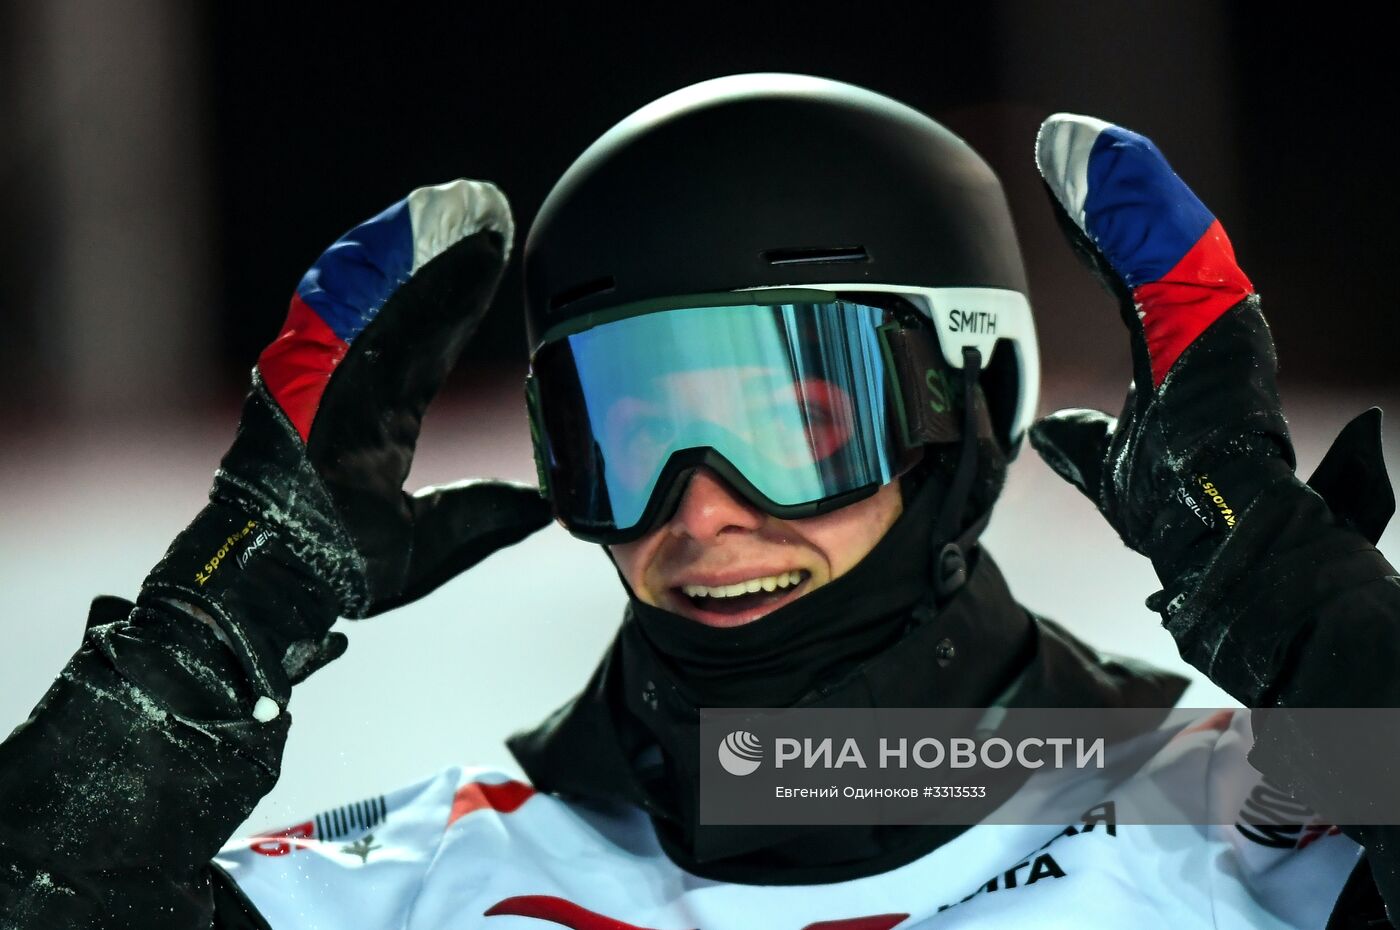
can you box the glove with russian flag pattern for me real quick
[138,181,551,712]
[1027,114,1297,586]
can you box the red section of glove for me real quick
[447,778,536,826]
[256,293,349,441]
[1133,219,1254,387]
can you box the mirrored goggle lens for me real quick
[532,300,912,538]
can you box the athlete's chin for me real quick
[662,575,814,628]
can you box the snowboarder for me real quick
[1,74,1396,929]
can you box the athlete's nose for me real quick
[667,467,765,541]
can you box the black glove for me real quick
[1025,118,1400,927]
[0,183,552,927]
[139,180,551,713]
[1026,113,1297,591]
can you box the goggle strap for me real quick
[929,347,987,582]
[882,325,962,447]
[524,378,554,499]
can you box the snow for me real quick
[252,696,281,723]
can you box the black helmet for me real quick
[523,74,1037,543]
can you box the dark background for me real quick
[0,3,1394,424]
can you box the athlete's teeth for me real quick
[681,571,807,599]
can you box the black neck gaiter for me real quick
[507,476,1062,882]
[626,475,953,710]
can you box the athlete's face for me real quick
[608,470,903,628]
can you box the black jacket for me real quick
[0,439,1396,929]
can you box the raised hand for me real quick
[1027,114,1296,578]
[141,181,551,710]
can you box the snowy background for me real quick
[2,376,1395,838]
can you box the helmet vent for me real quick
[550,276,617,312]
[762,245,869,266]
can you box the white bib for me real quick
[216,711,1360,929]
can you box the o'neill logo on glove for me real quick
[718,731,764,776]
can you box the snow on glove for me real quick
[1027,114,1297,584]
[139,181,552,713]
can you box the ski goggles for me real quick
[526,287,1033,544]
